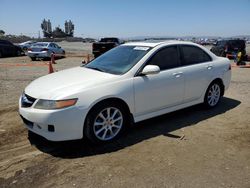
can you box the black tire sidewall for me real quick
[16,50,21,56]
[84,102,129,144]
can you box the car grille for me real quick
[21,93,36,108]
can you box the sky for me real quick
[0,0,250,38]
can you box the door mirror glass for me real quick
[141,65,160,75]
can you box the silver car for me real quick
[18,41,37,51]
[27,42,65,61]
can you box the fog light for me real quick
[48,125,55,132]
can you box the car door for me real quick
[53,43,62,54]
[3,41,14,56]
[133,45,185,116]
[50,43,58,54]
[179,45,213,103]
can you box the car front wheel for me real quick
[204,82,222,108]
[16,50,22,56]
[84,102,128,143]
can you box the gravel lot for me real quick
[0,42,249,188]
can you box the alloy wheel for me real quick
[207,84,221,107]
[93,107,123,141]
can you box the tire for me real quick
[30,57,36,61]
[0,51,2,58]
[61,50,65,58]
[204,82,222,108]
[16,50,21,56]
[93,53,99,59]
[84,102,129,143]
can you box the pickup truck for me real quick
[92,37,123,58]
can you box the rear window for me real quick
[216,41,227,46]
[100,38,119,43]
[32,43,48,47]
[229,40,245,47]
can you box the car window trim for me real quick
[135,44,181,77]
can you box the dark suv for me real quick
[210,39,246,58]
[0,40,23,58]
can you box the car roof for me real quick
[35,42,50,44]
[218,39,245,42]
[31,42,50,46]
[123,40,199,47]
[0,39,10,42]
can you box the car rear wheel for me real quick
[84,102,128,143]
[204,82,222,108]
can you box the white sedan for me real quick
[19,41,231,143]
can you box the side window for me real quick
[148,46,180,71]
[50,43,56,48]
[181,45,211,65]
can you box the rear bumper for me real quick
[27,51,50,58]
[223,70,231,91]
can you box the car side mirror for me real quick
[141,65,160,75]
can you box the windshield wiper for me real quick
[86,66,105,72]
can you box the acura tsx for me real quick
[19,41,231,143]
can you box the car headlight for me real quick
[34,98,78,110]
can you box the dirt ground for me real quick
[0,43,250,188]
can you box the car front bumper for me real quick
[19,97,88,141]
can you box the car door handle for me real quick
[206,65,213,70]
[173,72,183,78]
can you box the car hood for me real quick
[25,67,118,99]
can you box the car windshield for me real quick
[100,38,118,43]
[216,41,227,46]
[85,45,151,75]
[32,43,48,47]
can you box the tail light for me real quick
[41,48,48,51]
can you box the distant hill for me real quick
[124,35,250,41]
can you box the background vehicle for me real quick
[92,37,123,58]
[210,39,246,58]
[27,42,65,61]
[0,39,23,58]
[19,41,231,143]
[18,41,36,51]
